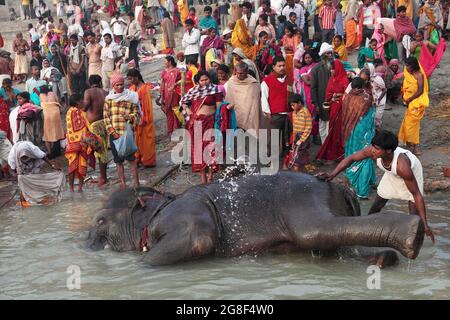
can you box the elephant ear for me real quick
[130,187,176,226]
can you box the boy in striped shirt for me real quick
[319,0,337,44]
[283,94,313,172]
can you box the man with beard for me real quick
[310,42,334,145]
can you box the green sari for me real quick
[357,47,374,69]
[344,106,377,198]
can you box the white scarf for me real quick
[106,89,140,106]
[69,43,80,64]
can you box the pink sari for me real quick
[419,38,447,78]
[371,29,386,65]
[297,63,318,136]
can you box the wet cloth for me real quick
[377,147,423,202]
[398,64,429,145]
[18,171,66,204]
[88,119,109,164]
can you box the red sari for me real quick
[186,92,223,173]
[0,97,11,141]
[108,0,117,17]
[316,60,349,161]
[160,67,181,136]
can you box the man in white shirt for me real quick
[110,12,128,42]
[100,32,122,90]
[282,0,305,30]
[126,12,142,69]
[182,18,201,63]
[241,2,259,34]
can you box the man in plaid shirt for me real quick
[103,73,141,188]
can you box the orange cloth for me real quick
[130,83,156,166]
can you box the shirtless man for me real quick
[317,130,435,244]
[83,75,109,186]
[86,31,102,77]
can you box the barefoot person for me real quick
[317,130,435,244]
[398,56,428,156]
[103,73,140,188]
[65,94,96,193]
[83,75,109,186]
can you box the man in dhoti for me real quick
[83,75,109,186]
[8,140,65,206]
[317,130,435,244]
[100,32,122,90]
[86,31,102,77]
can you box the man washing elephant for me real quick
[317,130,435,244]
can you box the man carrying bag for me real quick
[103,73,141,188]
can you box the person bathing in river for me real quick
[317,130,435,244]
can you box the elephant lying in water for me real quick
[84,172,425,267]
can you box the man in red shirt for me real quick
[319,0,337,44]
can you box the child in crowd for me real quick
[277,15,287,41]
[283,94,313,172]
[189,7,199,27]
[334,3,344,36]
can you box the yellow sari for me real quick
[398,64,429,145]
[333,39,348,61]
[177,0,189,26]
[231,19,255,60]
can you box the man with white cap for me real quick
[310,42,340,145]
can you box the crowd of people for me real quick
[0,0,443,241]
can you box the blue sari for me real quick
[344,106,376,198]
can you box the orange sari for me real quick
[130,83,156,166]
[281,35,300,87]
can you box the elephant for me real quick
[84,172,425,267]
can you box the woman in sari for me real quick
[332,35,348,61]
[180,71,225,184]
[65,94,95,193]
[280,25,300,87]
[177,0,189,26]
[316,59,349,162]
[344,0,360,52]
[159,56,181,136]
[294,50,319,143]
[371,24,386,65]
[398,56,429,156]
[39,85,65,155]
[231,19,255,61]
[128,69,156,168]
[254,14,276,42]
[0,78,21,111]
[341,77,376,199]
[357,38,379,69]
[107,0,117,17]
[254,31,282,78]
[200,27,225,71]
[161,11,176,54]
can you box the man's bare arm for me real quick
[396,154,435,243]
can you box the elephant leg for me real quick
[143,219,217,266]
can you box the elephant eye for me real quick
[97,218,105,226]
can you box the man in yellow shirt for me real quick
[22,0,32,20]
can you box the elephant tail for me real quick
[339,183,361,217]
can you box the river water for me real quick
[0,185,449,299]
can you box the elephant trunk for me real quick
[305,213,425,259]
